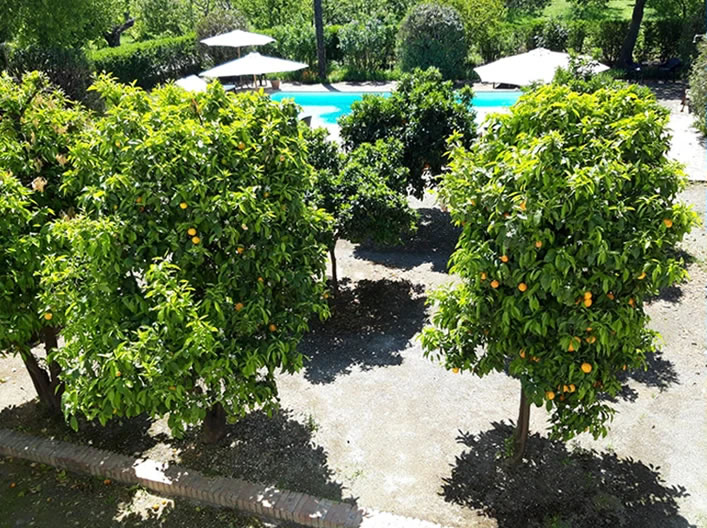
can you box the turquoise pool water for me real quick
[270,90,522,125]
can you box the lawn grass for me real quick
[542,0,657,19]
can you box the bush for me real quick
[397,3,467,80]
[7,46,94,102]
[592,20,629,66]
[688,40,707,134]
[195,7,249,68]
[90,34,200,89]
[131,0,195,40]
[534,17,569,52]
[339,16,397,72]
[339,67,477,197]
[423,83,697,452]
[40,78,331,440]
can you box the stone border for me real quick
[0,428,449,528]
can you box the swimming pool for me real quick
[270,90,522,125]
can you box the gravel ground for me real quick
[0,84,705,528]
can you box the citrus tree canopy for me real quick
[0,71,88,412]
[422,83,698,455]
[40,78,331,440]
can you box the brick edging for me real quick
[0,428,450,528]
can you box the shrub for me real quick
[195,7,249,67]
[0,71,90,413]
[593,20,629,66]
[688,40,707,134]
[397,3,467,80]
[90,34,200,89]
[131,0,195,40]
[339,16,397,72]
[534,17,569,52]
[7,46,94,102]
[339,67,477,197]
[422,83,697,461]
[40,78,331,441]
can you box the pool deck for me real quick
[274,82,518,93]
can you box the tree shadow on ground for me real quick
[353,208,460,273]
[608,349,681,403]
[300,278,427,384]
[443,422,694,528]
[176,408,350,504]
[0,400,167,457]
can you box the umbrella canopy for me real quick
[175,75,208,93]
[200,52,307,78]
[200,30,274,48]
[475,48,609,86]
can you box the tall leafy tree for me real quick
[422,83,698,463]
[41,79,331,442]
[314,0,327,79]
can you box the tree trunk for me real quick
[313,0,326,80]
[509,385,531,465]
[618,0,647,68]
[20,338,62,415]
[329,245,338,291]
[202,402,227,444]
[103,16,135,48]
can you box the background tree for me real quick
[303,128,417,290]
[421,83,698,463]
[40,79,331,442]
[397,3,467,79]
[195,6,250,66]
[438,0,506,63]
[339,68,477,198]
[314,0,327,79]
[0,72,89,414]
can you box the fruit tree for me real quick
[0,71,88,413]
[421,83,698,463]
[40,78,331,442]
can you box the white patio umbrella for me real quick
[200,52,307,79]
[200,29,274,49]
[175,75,208,93]
[475,48,609,86]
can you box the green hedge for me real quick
[89,34,200,89]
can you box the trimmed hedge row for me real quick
[89,34,201,89]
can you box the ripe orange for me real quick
[622,364,627,371]
[531,356,540,363]
[586,327,592,332]
[503,212,510,218]
[116,371,122,377]
[584,291,592,299]
[520,201,527,211]
[103,479,111,485]
[569,384,576,393]
[586,336,596,344]
[519,349,526,359]
[583,298,592,308]
[500,255,509,263]
[562,384,569,393]
[490,280,499,289]
[269,323,277,332]
[136,197,142,204]
[187,227,196,236]
[568,338,578,352]
[264,192,270,198]
[638,272,646,280]
[191,236,200,245]
[258,276,264,283]
[235,303,244,311]
[44,312,53,321]
[452,367,460,374]
[607,292,615,300]
[237,247,245,254]
[470,199,476,206]
[238,141,246,150]
[581,362,592,374]
[663,218,673,228]
[480,272,487,280]
[10,482,16,488]
[323,292,329,299]
[179,202,188,209]
[535,240,542,248]
[518,282,527,292]
[546,391,555,401]
[628,298,635,307]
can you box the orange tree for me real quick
[0,72,88,414]
[303,127,417,289]
[421,83,698,463]
[39,78,331,442]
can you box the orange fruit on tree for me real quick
[562,384,569,393]
[581,362,592,374]
[519,349,526,359]
[583,298,592,308]
[452,367,460,374]
[607,292,615,300]
[169,386,176,391]
[237,247,245,254]
[471,199,476,206]
[628,298,635,307]
[480,272,487,280]
[518,282,527,292]
[500,255,509,263]
[187,227,196,236]
[179,202,188,209]
[235,303,244,311]
[116,371,122,377]
[10,482,16,488]
[490,280,499,289]
[584,291,592,299]
[103,479,111,485]
[136,196,142,204]
[535,240,543,248]
[545,391,555,401]
[238,141,246,150]
[268,323,277,332]
[520,201,527,211]
[586,327,592,332]
[569,384,576,393]
[663,218,673,228]
[531,356,540,363]
[191,236,200,244]
[622,364,627,371]
[586,336,596,344]
[258,276,264,283]
[638,272,646,280]
[44,312,53,321]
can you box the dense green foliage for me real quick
[397,3,467,79]
[90,34,201,89]
[688,40,707,135]
[39,78,331,436]
[339,17,397,73]
[0,72,89,409]
[422,83,698,442]
[339,68,477,197]
[195,7,250,67]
